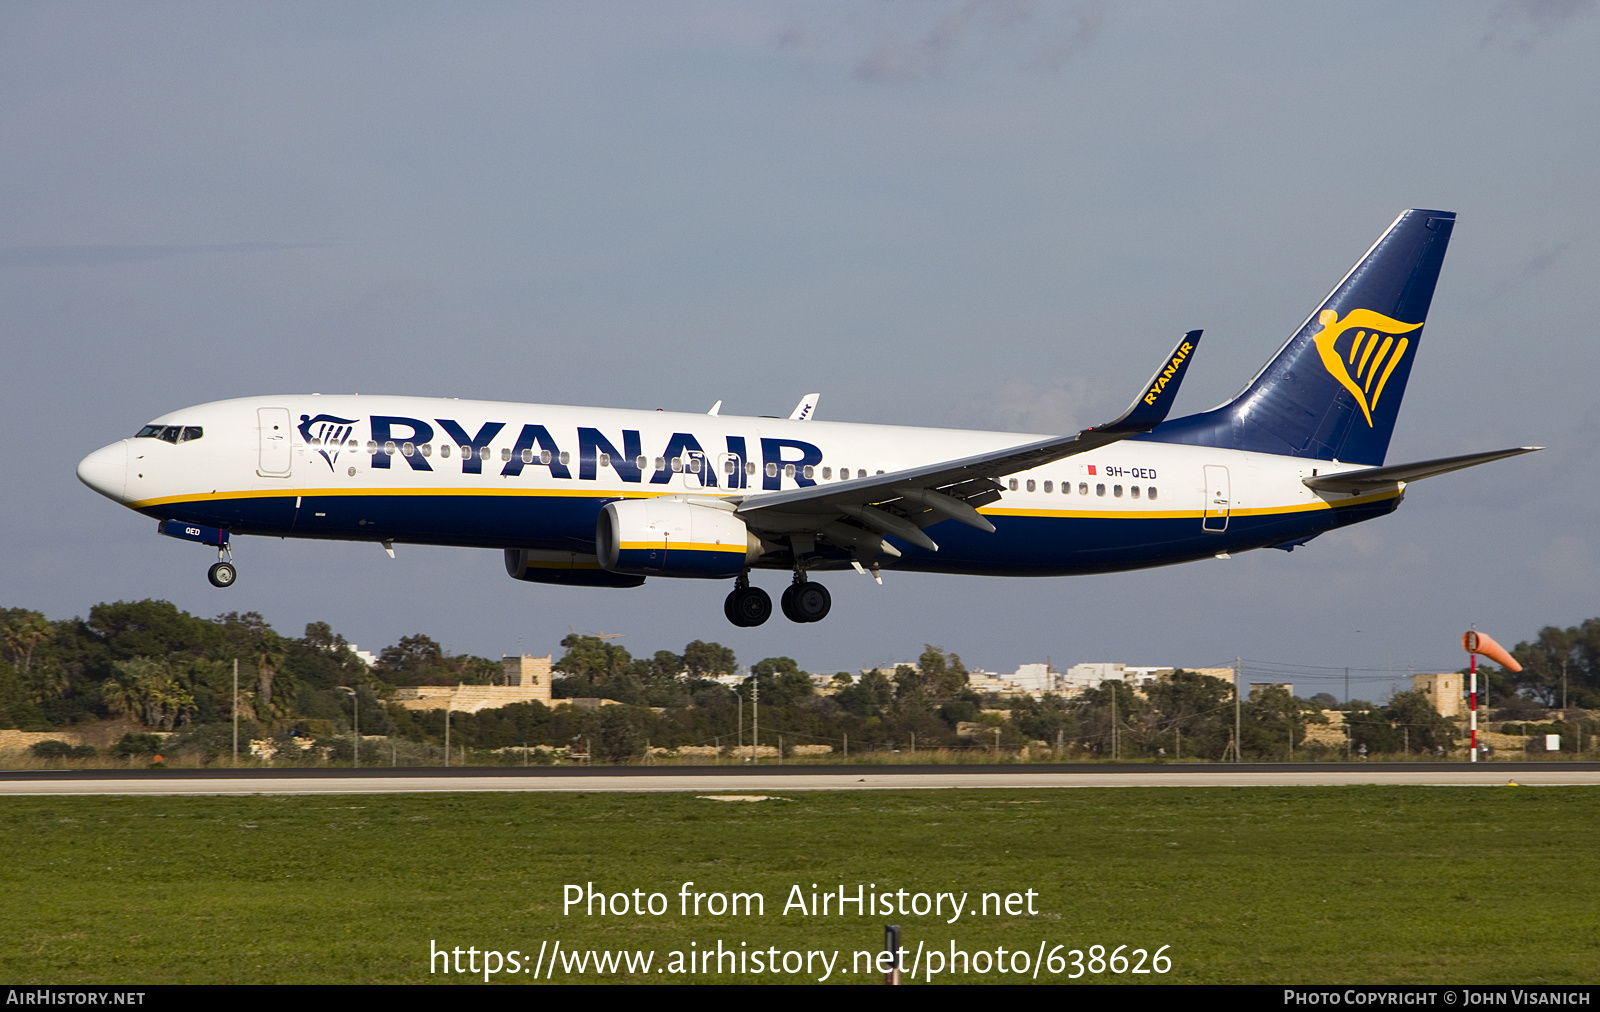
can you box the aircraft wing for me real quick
[1302,446,1542,492]
[735,331,1201,558]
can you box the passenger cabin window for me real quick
[521,448,534,464]
[1043,481,1052,493]
[421,444,432,457]
[440,444,452,458]
[1148,486,1158,500]
[1113,484,1123,497]
[1026,479,1036,492]
[765,462,778,477]
[802,465,814,479]
[1096,483,1106,496]
[501,447,512,462]
[559,451,571,465]
[383,441,396,456]
[1008,479,1019,491]
[673,458,685,472]
[598,452,611,467]
[1079,482,1088,495]
[637,455,649,470]
[784,464,796,478]
[655,456,666,471]
[822,467,832,479]
[1130,485,1140,499]
[401,442,415,457]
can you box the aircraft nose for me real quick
[77,440,129,502]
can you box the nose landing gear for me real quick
[207,560,237,588]
[207,543,237,588]
[157,520,238,589]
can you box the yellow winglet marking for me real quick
[1312,309,1422,426]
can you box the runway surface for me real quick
[2,763,1597,795]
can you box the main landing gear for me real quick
[780,577,831,624]
[724,575,771,627]
[724,573,832,627]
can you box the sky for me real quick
[3,1,1597,700]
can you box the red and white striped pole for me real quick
[1462,629,1521,763]
[1468,638,1478,763]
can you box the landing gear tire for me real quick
[725,586,772,627]
[781,581,831,623]
[207,562,237,588]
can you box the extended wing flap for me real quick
[736,332,1204,549]
[1302,446,1541,492]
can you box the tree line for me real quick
[1,601,1594,763]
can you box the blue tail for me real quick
[1147,209,1455,466]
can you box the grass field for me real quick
[2,786,1596,984]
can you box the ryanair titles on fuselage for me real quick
[306,409,826,491]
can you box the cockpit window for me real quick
[134,425,203,443]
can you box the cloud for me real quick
[1476,236,1581,305]
[945,374,1113,434]
[1480,0,1596,50]
[0,242,327,268]
[774,0,1106,82]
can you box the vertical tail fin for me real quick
[1150,209,1455,465]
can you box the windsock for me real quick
[1462,630,1522,672]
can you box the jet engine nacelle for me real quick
[597,499,762,579]
[505,548,646,588]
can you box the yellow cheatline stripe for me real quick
[128,486,735,510]
[980,487,1401,520]
[617,541,746,554]
[136,484,1401,522]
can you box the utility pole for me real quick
[1110,681,1117,760]
[752,670,759,764]
[1234,657,1242,763]
[232,658,239,767]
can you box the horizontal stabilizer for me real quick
[1303,446,1541,492]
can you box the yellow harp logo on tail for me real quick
[1312,309,1423,426]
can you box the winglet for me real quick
[790,394,820,421]
[1096,330,1202,434]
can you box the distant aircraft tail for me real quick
[1150,209,1455,466]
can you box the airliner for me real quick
[77,209,1538,626]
